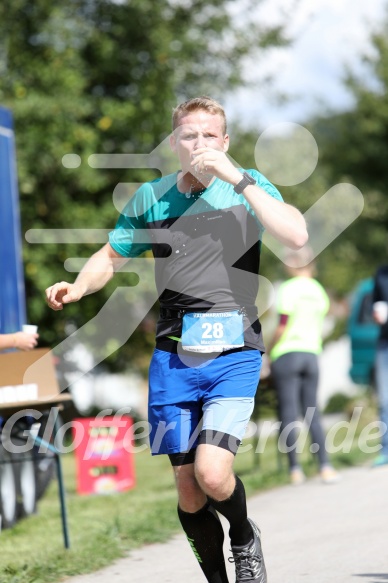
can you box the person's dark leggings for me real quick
[271,351,329,469]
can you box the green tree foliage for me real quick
[307,19,388,293]
[0,0,288,373]
[230,15,388,298]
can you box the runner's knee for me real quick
[194,459,233,500]
[172,463,206,511]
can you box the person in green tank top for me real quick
[268,247,339,486]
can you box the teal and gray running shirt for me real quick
[109,169,282,350]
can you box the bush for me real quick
[324,392,353,414]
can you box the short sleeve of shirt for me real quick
[244,169,283,237]
[247,169,283,202]
[109,183,155,258]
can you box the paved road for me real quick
[65,465,388,583]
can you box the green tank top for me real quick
[270,276,330,361]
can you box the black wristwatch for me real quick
[233,171,256,194]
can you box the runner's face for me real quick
[170,110,229,174]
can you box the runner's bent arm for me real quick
[45,243,128,311]
[237,184,307,249]
[191,147,308,249]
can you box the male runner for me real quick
[46,96,308,582]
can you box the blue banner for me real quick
[0,106,26,333]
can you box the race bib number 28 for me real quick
[181,311,244,353]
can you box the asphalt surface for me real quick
[65,465,388,583]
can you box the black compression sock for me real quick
[177,503,229,583]
[208,474,252,547]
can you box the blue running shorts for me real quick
[148,348,262,455]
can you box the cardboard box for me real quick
[0,347,72,413]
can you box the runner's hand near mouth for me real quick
[191,147,242,186]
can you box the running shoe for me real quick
[229,518,267,582]
[290,467,306,486]
[320,466,340,484]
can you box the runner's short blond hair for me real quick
[172,96,227,134]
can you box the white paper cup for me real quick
[22,324,38,334]
[373,301,388,325]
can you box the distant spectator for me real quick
[0,331,39,351]
[371,263,388,467]
[268,247,339,485]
